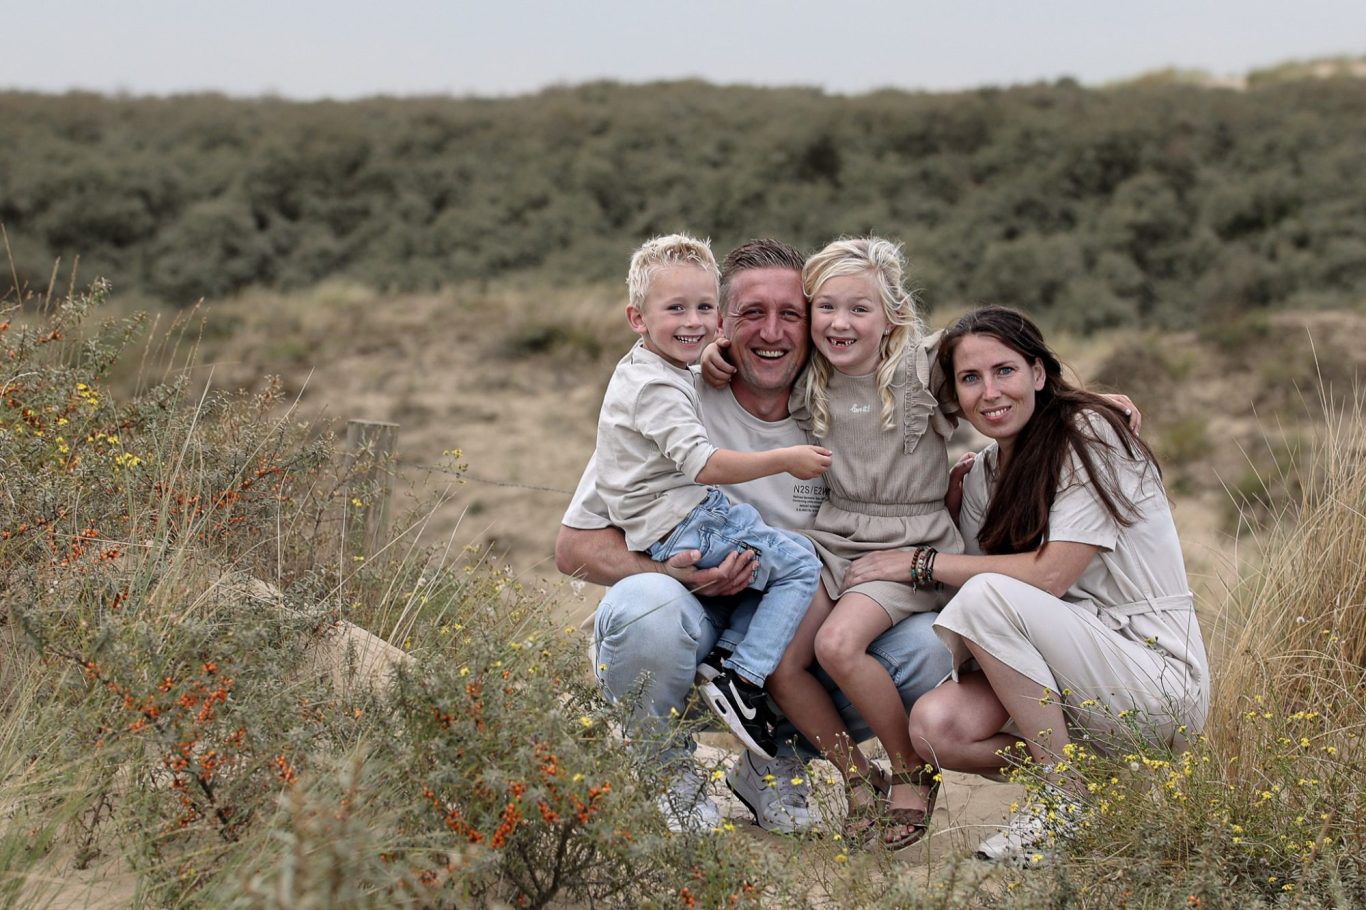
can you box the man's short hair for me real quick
[626,233,719,310]
[720,239,807,310]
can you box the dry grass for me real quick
[1208,387,1366,760]
[158,281,633,621]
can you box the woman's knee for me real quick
[953,572,1016,605]
[941,573,1025,637]
[907,689,960,756]
[907,682,1005,762]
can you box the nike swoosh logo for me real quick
[729,682,757,720]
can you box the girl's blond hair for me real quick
[798,237,925,439]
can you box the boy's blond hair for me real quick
[626,233,720,309]
[799,237,925,439]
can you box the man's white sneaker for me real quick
[975,796,1084,866]
[657,761,723,833]
[726,751,822,834]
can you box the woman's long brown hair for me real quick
[937,305,1161,555]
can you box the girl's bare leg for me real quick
[767,587,872,781]
[814,594,929,814]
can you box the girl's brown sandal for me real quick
[878,764,940,851]
[842,765,889,846]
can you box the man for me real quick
[554,239,951,833]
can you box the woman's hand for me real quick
[1101,393,1142,434]
[945,450,976,525]
[699,337,736,388]
[841,549,916,589]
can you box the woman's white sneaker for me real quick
[975,796,1084,866]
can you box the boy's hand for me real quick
[663,547,755,596]
[700,337,736,389]
[784,445,833,480]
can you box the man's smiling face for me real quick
[721,267,809,397]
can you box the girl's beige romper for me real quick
[795,332,965,624]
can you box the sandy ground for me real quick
[696,739,1022,862]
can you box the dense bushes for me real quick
[3,76,1365,325]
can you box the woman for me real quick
[842,305,1210,862]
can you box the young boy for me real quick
[594,233,831,759]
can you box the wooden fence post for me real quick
[345,419,399,560]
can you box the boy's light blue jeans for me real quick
[646,488,820,688]
[592,567,952,765]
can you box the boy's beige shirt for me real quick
[594,341,717,551]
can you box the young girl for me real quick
[765,237,962,850]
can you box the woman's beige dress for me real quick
[934,413,1210,749]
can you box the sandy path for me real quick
[696,740,1020,863]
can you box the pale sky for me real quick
[5,1,1364,99]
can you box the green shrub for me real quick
[1090,331,1190,395]
[6,78,1366,328]
[1197,310,1273,356]
[1159,416,1213,494]
[498,321,605,362]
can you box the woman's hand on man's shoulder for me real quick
[1099,393,1141,434]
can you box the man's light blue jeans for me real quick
[646,488,821,688]
[592,569,952,763]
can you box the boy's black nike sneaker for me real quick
[696,662,778,760]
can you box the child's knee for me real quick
[813,622,862,673]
